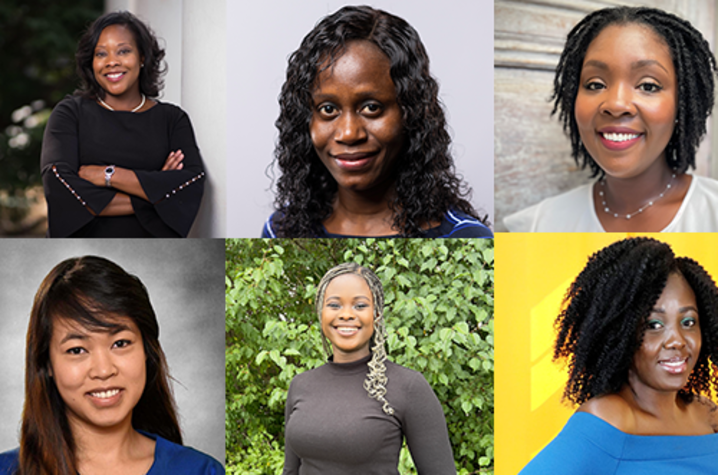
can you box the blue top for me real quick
[519,412,718,475]
[261,208,493,238]
[0,433,224,475]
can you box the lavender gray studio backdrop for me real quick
[0,239,225,464]
[227,0,495,236]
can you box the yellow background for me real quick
[494,233,718,475]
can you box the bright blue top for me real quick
[0,432,224,475]
[519,412,718,475]
[261,208,493,238]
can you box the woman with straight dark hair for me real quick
[41,11,205,237]
[263,5,491,238]
[0,256,222,475]
[283,263,456,474]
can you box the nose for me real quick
[600,83,636,117]
[89,350,117,379]
[663,325,687,350]
[335,112,367,144]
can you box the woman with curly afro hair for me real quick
[520,237,718,473]
[505,6,718,232]
[262,5,492,238]
[41,11,205,237]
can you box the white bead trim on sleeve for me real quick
[52,165,87,206]
[163,171,205,200]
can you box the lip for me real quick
[333,325,360,337]
[658,357,689,374]
[85,387,124,407]
[104,71,127,83]
[330,152,378,171]
[597,126,643,151]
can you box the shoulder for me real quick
[691,175,718,197]
[693,395,718,431]
[434,209,492,238]
[153,435,224,474]
[384,360,436,397]
[49,95,86,119]
[151,101,191,122]
[0,448,19,474]
[576,394,636,433]
[504,184,595,232]
[261,212,279,238]
[519,413,622,474]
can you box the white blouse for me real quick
[504,175,718,232]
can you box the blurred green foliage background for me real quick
[0,0,102,234]
[225,238,495,474]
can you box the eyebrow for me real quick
[59,324,132,345]
[94,42,132,50]
[583,59,670,74]
[325,295,371,301]
[650,306,699,314]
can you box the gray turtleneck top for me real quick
[282,354,457,474]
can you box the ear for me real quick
[48,365,53,378]
[141,56,145,68]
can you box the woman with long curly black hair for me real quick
[262,5,491,238]
[505,6,718,232]
[41,11,205,237]
[520,237,718,473]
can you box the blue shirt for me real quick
[0,433,224,475]
[261,208,493,238]
[520,412,718,475]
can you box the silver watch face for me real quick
[105,166,115,174]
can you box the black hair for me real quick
[271,5,481,237]
[552,6,717,177]
[75,11,166,99]
[554,237,718,406]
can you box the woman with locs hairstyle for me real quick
[263,5,492,238]
[520,237,718,473]
[41,11,205,237]
[0,256,223,475]
[504,6,718,232]
[283,263,457,474]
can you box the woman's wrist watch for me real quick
[104,165,116,187]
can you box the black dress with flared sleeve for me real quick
[41,95,205,237]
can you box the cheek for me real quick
[573,93,594,133]
[309,117,327,150]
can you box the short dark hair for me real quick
[552,7,717,177]
[20,256,181,474]
[554,237,718,406]
[272,5,480,237]
[75,11,166,99]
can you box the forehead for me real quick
[51,314,140,342]
[96,24,137,48]
[313,40,394,95]
[586,22,672,65]
[655,272,697,305]
[325,273,372,297]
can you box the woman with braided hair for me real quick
[504,6,718,232]
[262,5,492,238]
[520,237,718,473]
[282,263,456,474]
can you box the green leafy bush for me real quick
[226,239,494,474]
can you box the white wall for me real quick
[226,0,495,236]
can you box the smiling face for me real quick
[310,40,405,194]
[92,24,143,99]
[49,316,146,432]
[629,272,701,395]
[575,23,677,179]
[321,273,375,363]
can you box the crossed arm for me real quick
[78,150,185,216]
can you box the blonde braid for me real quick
[316,263,394,415]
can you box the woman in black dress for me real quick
[41,11,205,237]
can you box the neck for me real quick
[600,160,675,214]
[99,89,144,112]
[621,374,684,421]
[70,413,138,463]
[325,183,398,235]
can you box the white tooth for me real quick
[603,132,639,142]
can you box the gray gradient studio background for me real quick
[0,240,225,464]
[227,0,495,236]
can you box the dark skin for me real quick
[310,40,439,236]
[577,273,718,435]
[79,24,184,216]
[576,24,692,231]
